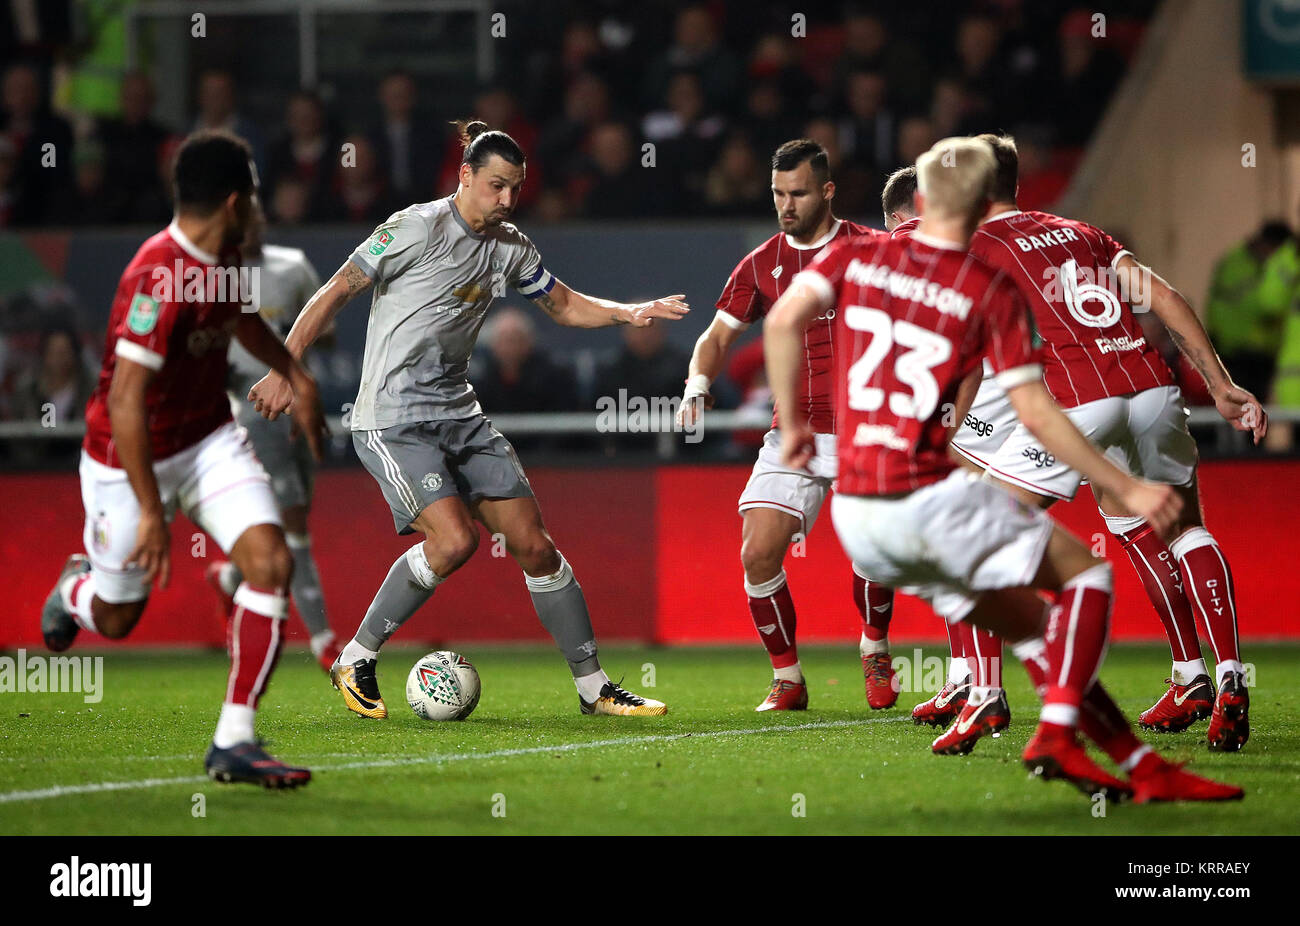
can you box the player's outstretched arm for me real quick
[531,280,689,329]
[235,312,328,461]
[1005,378,1181,537]
[107,358,170,589]
[1118,254,1267,443]
[249,258,372,420]
[676,313,746,427]
[765,279,823,470]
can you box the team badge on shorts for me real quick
[421,472,443,492]
[92,511,110,552]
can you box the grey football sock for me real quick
[353,543,442,652]
[287,533,329,637]
[526,554,601,677]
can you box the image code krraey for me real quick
[1,0,1297,871]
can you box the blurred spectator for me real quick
[1048,9,1125,146]
[1206,221,1296,402]
[192,69,264,172]
[528,21,621,120]
[10,325,93,424]
[575,121,661,219]
[704,133,768,216]
[332,135,402,224]
[836,70,895,178]
[895,115,937,167]
[593,322,692,452]
[641,5,742,112]
[264,90,337,223]
[594,322,690,410]
[740,80,802,161]
[831,12,930,114]
[474,307,579,413]
[1,62,74,225]
[950,14,1012,130]
[46,140,116,225]
[96,71,172,223]
[270,176,311,225]
[537,72,613,193]
[473,306,581,453]
[748,33,818,114]
[642,71,725,206]
[368,70,439,204]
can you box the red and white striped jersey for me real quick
[970,210,1172,407]
[716,218,885,433]
[889,217,920,240]
[84,223,242,466]
[795,231,1040,496]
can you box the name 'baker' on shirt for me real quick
[844,258,974,320]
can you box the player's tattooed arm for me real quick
[1120,254,1267,442]
[531,280,689,329]
[250,258,372,421]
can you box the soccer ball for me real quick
[406,651,481,721]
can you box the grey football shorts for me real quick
[234,399,315,510]
[352,414,534,534]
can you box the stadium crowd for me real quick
[2,2,1154,227]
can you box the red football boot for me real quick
[755,678,808,712]
[912,680,970,727]
[1128,753,1244,803]
[1138,675,1214,733]
[862,652,899,710]
[931,689,1010,755]
[1022,723,1132,800]
[1206,672,1250,752]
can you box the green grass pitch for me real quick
[1,644,1297,835]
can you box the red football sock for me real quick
[226,583,288,708]
[853,568,894,642]
[746,570,798,670]
[1042,564,1114,723]
[947,620,974,682]
[1115,524,1201,663]
[1012,637,1144,765]
[1170,528,1241,666]
[969,625,1003,688]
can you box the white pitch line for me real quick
[0,716,908,805]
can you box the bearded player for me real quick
[676,139,898,712]
[251,121,685,719]
[883,163,1012,748]
[765,136,1241,803]
[964,134,1264,753]
[39,131,326,787]
[206,201,341,673]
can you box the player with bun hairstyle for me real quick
[251,120,689,719]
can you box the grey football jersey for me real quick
[347,196,554,430]
[226,244,322,396]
